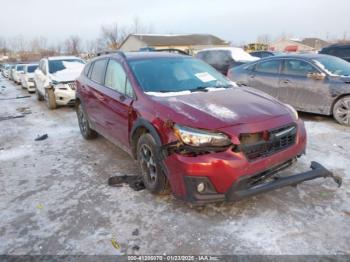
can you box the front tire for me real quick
[333,96,350,126]
[137,133,169,194]
[76,103,97,139]
[45,88,57,110]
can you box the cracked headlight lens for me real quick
[173,124,231,147]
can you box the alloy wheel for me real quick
[139,144,157,185]
[78,105,88,135]
[335,98,350,125]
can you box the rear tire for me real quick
[333,96,350,126]
[45,88,57,110]
[76,103,97,139]
[137,133,170,195]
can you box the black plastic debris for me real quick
[0,95,31,100]
[132,245,140,251]
[132,229,139,236]
[0,114,25,121]
[108,175,145,191]
[35,134,48,141]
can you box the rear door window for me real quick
[104,59,134,97]
[332,48,350,57]
[282,59,318,76]
[254,60,281,74]
[90,59,108,84]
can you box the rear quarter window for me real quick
[84,63,92,76]
[90,59,108,84]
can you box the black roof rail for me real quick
[97,50,126,58]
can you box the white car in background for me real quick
[13,64,25,84]
[20,63,38,93]
[196,47,259,75]
[34,56,85,109]
[2,64,11,78]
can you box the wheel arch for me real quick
[331,93,350,115]
[130,118,163,160]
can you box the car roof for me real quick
[323,43,350,49]
[47,56,82,61]
[197,47,244,53]
[257,53,331,61]
[98,51,188,61]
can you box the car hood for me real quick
[337,76,350,83]
[149,87,292,129]
[50,66,84,82]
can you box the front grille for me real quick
[239,124,297,161]
[67,82,76,90]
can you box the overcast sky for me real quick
[0,0,349,44]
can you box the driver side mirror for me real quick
[307,72,326,80]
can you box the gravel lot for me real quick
[0,76,349,255]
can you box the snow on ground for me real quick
[0,76,349,255]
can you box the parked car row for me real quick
[2,56,85,109]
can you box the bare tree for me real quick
[257,34,272,44]
[98,18,154,51]
[64,35,82,55]
[100,23,126,50]
[0,37,9,55]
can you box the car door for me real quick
[247,59,282,97]
[87,58,134,147]
[83,58,109,131]
[100,59,134,146]
[278,58,330,113]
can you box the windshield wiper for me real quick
[190,84,233,93]
[190,86,210,92]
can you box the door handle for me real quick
[283,79,290,84]
[250,75,255,79]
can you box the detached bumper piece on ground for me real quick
[182,160,342,204]
[109,159,342,204]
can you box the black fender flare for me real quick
[129,118,162,151]
[130,118,170,177]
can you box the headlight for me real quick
[285,104,299,121]
[173,124,231,147]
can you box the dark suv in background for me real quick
[320,43,350,62]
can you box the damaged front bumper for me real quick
[182,159,342,204]
[226,160,342,202]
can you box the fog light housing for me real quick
[197,182,206,193]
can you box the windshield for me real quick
[313,56,350,76]
[27,65,38,73]
[129,57,231,93]
[48,59,85,74]
[16,65,24,71]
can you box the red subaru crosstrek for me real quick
[75,52,340,204]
